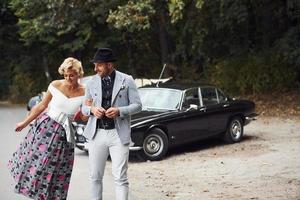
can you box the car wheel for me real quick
[141,128,168,161]
[224,117,244,143]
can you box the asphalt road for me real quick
[0,104,135,200]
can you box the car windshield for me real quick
[138,88,182,111]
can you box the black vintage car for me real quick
[28,81,257,161]
[128,83,258,160]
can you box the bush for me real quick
[207,53,298,95]
[9,72,38,103]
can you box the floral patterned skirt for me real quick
[7,113,74,200]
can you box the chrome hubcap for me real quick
[231,120,242,139]
[144,135,163,156]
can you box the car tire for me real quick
[141,128,169,161]
[223,117,244,143]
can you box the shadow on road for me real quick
[129,134,262,163]
[74,134,263,163]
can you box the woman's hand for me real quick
[73,109,90,122]
[85,99,93,106]
[15,121,28,132]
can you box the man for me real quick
[82,48,142,200]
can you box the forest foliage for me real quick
[1,0,299,102]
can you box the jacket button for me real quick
[119,95,122,98]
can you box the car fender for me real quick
[146,124,169,139]
[227,113,245,126]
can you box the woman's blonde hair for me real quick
[58,57,84,77]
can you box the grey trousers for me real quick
[88,129,129,200]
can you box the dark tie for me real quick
[102,76,113,105]
[102,76,111,87]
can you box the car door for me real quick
[216,88,232,131]
[200,87,229,135]
[170,88,209,143]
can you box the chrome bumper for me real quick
[245,113,259,125]
[129,146,142,151]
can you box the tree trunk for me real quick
[42,56,52,83]
[157,7,180,79]
[158,9,171,65]
[125,34,136,77]
[127,45,136,77]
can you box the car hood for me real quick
[131,110,176,127]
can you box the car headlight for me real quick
[76,126,84,135]
[72,123,85,135]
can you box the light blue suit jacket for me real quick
[82,71,142,144]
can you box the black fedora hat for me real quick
[91,48,117,63]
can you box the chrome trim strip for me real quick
[129,146,143,151]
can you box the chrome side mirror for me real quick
[187,104,198,111]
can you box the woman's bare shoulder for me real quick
[51,80,63,88]
[78,84,85,95]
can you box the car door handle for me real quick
[223,104,229,107]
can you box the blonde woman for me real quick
[8,57,86,200]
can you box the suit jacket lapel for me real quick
[112,71,125,104]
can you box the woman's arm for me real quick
[81,83,93,116]
[81,99,92,121]
[15,91,52,132]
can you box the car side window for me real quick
[201,87,218,106]
[183,88,200,108]
[217,89,227,103]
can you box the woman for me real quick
[8,57,86,200]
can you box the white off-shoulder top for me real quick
[47,84,84,119]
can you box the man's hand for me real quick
[105,107,119,118]
[91,106,106,118]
